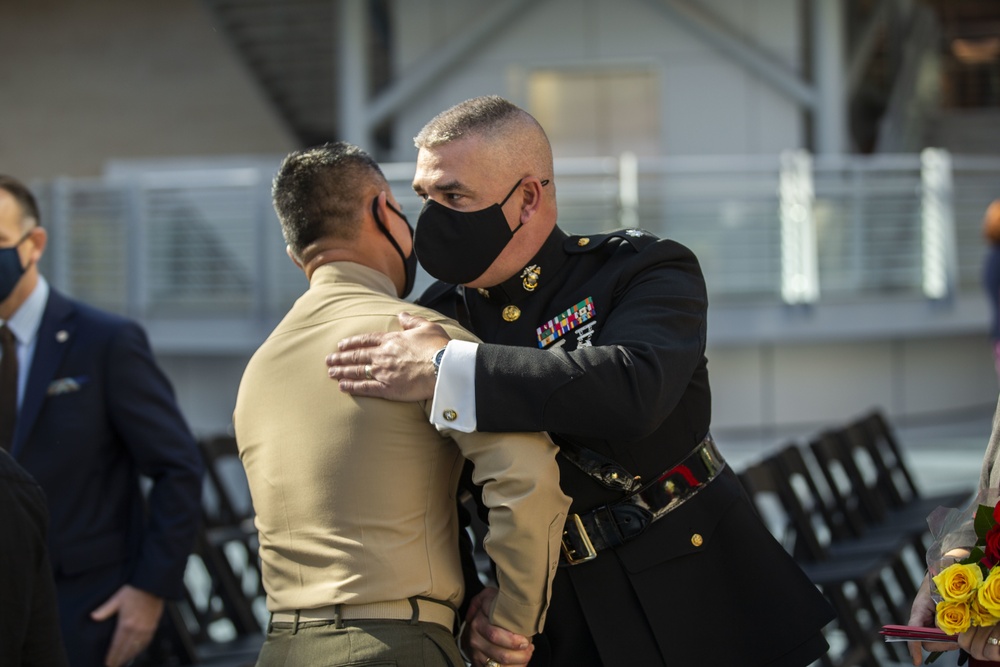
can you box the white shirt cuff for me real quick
[430,339,478,433]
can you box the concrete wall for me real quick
[0,0,297,180]
[389,0,805,161]
[704,293,1000,435]
[708,333,998,435]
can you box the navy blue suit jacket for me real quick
[12,288,203,658]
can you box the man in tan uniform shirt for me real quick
[234,142,570,667]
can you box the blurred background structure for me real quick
[6,1,1000,665]
[3,0,1000,438]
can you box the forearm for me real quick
[455,429,570,635]
[475,340,705,439]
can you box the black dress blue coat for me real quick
[421,227,835,667]
[0,449,68,666]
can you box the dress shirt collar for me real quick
[310,261,399,298]
[2,275,48,346]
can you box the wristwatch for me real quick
[431,346,447,376]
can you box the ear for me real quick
[26,227,47,263]
[372,190,390,226]
[286,245,303,270]
[517,177,546,225]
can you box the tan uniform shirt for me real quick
[233,262,570,636]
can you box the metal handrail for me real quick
[32,149,1000,324]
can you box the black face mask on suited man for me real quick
[0,230,33,303]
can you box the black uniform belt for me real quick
[560,435,725,566]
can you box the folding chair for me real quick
[844,411,974,523]
[739,451,904,667]
[809,429,931,559]
[154,436,266,666]
[774,444,921,608]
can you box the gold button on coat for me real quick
[691,533,704,547]
[502,305,521,322]
[577,238,590,246]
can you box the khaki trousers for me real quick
[256,619,464,667]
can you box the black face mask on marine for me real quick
[412,179,529,285]
[371,197,418,299]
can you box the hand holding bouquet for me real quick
[932,499,1000,634]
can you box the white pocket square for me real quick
[47,376,87,396]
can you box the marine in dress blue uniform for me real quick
[420,226,836,666]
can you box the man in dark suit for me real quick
[327,96,836,667]
[0,175,204,667]
[0,448,68,666]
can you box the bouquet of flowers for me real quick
[927,491,1000,664]
[932,497,1000,634]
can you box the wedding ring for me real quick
[990,634,1000,646]
[364,364,373,380]
[485,660,501,667]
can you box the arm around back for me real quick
[475,238,709,441]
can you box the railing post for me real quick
[125,180,146,319]
[920,147,957,300]
[48,178,71,293]
[255,168,271,322]
[779,149,820,304]
[618,152,639,229]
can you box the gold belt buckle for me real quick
[561,513,597,565]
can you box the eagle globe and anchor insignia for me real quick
[521,264,541,292]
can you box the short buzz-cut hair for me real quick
[414,95,532,147]
[272,142,386,258]
[0,175,41,229]
[414,96,553,181]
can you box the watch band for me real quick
[431,346,447,376]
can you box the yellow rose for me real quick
[971,595,1000,627]
[979,568,1000,619]
[937,599,973,635]
[934,563,984,602]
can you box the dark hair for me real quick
[0,174,41,228]
[272,142,385,257]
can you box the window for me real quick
[527,68,660,157]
